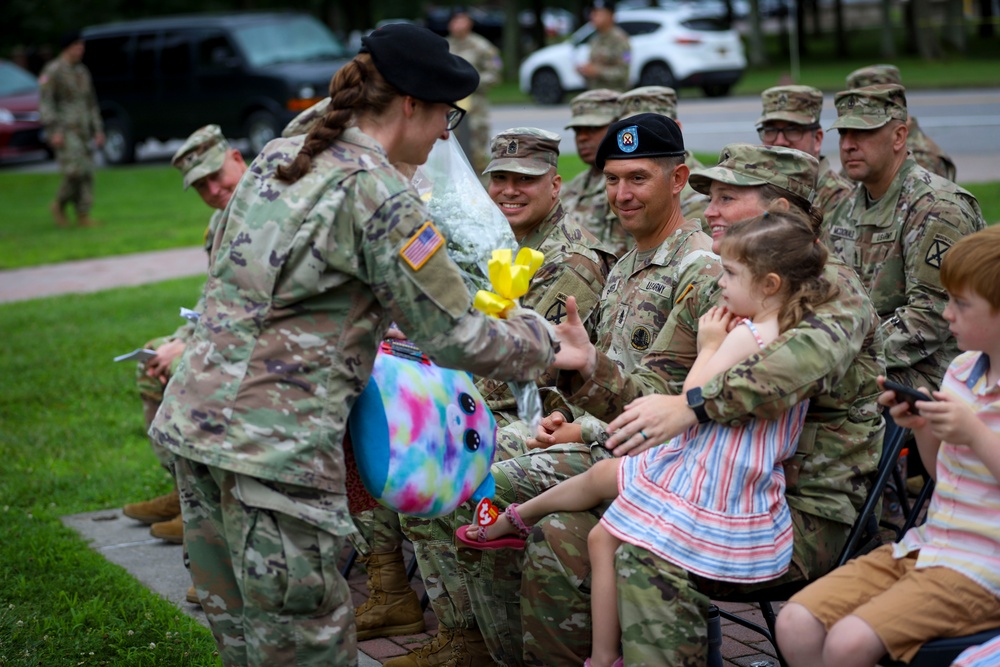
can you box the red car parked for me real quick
[0,59,49,161]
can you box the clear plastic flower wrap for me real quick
[412,135,515,293]
[411,135,543,432]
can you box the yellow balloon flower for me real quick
[474,248,545,318]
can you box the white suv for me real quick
[519,8,746,105]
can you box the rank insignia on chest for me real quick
[631,325,651,350]
[400,221,445,271]
[924,234,952,269]
[615,306,629,328]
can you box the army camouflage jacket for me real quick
[476,202,616,415]
[908,117,956,182]
[38,58,102,139]
[149,128,555,500]
[561,220,719,418]
[815,155,853,217]
[563,166,631,258]
[823,157,984,391]
[168,209,226,343]
[586,26,631,92]
[575,259,885,526]
[681,152,710,231]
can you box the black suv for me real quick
[82,12,351,164]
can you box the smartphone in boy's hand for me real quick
[882,379,936,415]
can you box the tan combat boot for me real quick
[355,550,425,641]
[50,202,69,227]
[123,490,181,524]
[150,514,183,544]
[382,626,495,667]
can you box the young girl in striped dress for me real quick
[457,207,840,667]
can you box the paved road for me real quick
[5,88,1000,182]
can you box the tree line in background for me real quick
[4,0,998,78]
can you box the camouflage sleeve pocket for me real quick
[531,270,601,330]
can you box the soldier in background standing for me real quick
[846,64,957,181]
[618,85,711,227]
[756,85,853,215]
[578,0,631,92]
[447,7,502,175]
[39,31,104,228]
[561,89,625,256]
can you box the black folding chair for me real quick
[880,628,1000,667]
[706,415,909,667]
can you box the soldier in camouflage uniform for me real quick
[455,114,723,666]
[756,85,853,216]
[38,32,104,228]
[124,125,247,554]
[618,86,711,229]
[386,128,615,667]
[824,84,985,392]
[578,1,631,92]
[148,25,557,667]
[561,90,626,257]
[448,8,503,175]
[466,144,885,666]
[845,65,957,181]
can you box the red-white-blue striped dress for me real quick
[600,323,808,583]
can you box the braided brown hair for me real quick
[277,53,401,183]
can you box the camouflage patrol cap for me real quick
[172,124,229,190]
[688,143,818,205]
[846,64,902,89]
[756,85,823,127]
[830,84,908,131]
[618,86,679,121]
[565,89,620,129]
[282,98,330,138]
[484,127,561,176]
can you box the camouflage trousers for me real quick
[518,506,851,667]
[54,130,95,215]
[349,418,535,631]
[135,335,181,469]
[175,457,356,667]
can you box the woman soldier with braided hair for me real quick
[149,23,556,667]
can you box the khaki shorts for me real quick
[790,544,1000,663]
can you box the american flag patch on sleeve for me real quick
[400,221,445,271]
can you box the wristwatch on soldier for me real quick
[686,387,711,424]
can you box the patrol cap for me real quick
[361,23,479,103]
[756,85,823,127]
[845,64,902,89]
[565,89,620,129]
[829,84,908,131]
[618,86,678,121]
[171,124,230,190]
[688,143,818,205]
[484,128,561,176]
[595,113,685,170]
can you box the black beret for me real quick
[361,23,479,104]
[59,30,83,51]
[595,112,686,170]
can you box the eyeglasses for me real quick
[757,124,820,143]
[446,104,466,131]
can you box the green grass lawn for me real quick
[0,277,219,665]
[0,166,210,270]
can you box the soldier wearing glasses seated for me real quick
[756,85,853,216]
